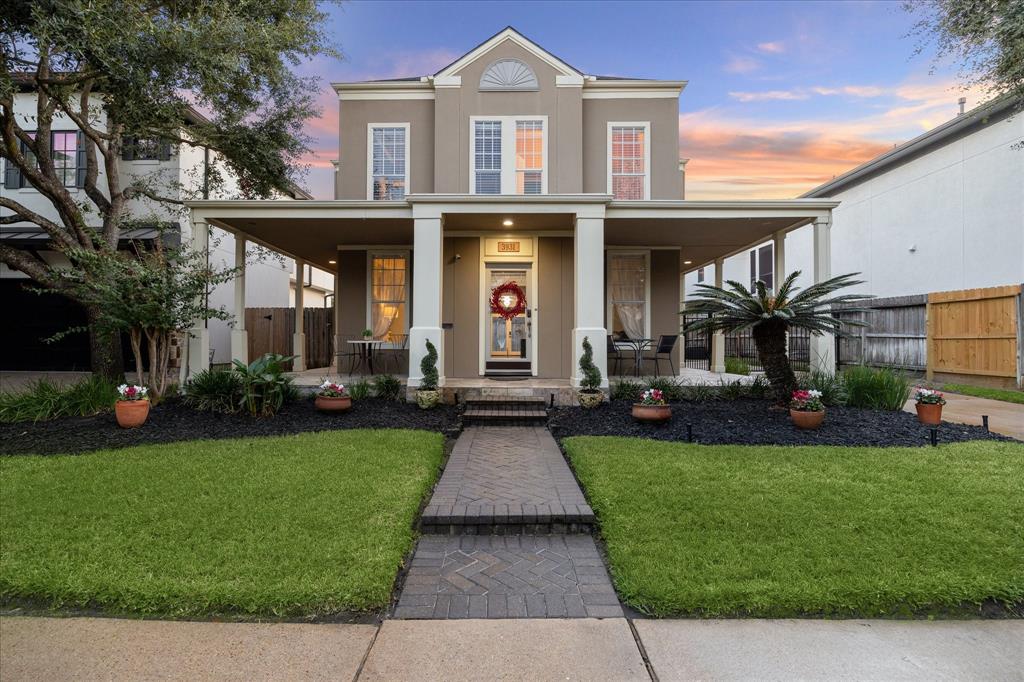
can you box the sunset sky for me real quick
[295,0,984,200]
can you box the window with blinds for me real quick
[472,117,546,194]
[370,125,407,200]
[474,120,502,194]
[610,124,648,200]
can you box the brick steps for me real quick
[420,501,596,535]
[461,398,549,426]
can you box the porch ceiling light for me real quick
[502,218,514,226]
[328,259,337,264]
[683,260,692,265]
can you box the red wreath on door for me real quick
[490,281,527,320]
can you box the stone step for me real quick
[420,501,596,535]
[462,398,549,425]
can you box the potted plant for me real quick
[633,388,671,422]
[315,380,352,412]
[362,328,373,340]
[789,389,824,429]
[914,387,946,425]
[416,339,441,409]
[115,383,150,428]
[577,336,604,408]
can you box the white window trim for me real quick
[606,248,652,340]
[607,121,651,201]
[365,123,410,201]
[365,249,411,348]
[468,115,549,195]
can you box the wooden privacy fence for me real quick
[244,307,333,369]
[834,285,1023,388]
[926,285,1022,388]
[834,295,927,370]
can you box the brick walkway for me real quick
[421,427,595,532]
[397,426,622,620]
[394,535,622,619]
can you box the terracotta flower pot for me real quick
[633,403,672,422]
[416,389,441,410]
[115,400,150,428]
[577,390,604,409]
[315,395,352,412]
[790,409,824,430]
[916,402,943,425]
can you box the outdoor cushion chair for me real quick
[643,334,678,377]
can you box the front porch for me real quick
[185,194,839,396]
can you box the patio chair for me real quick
[606,334,623,377]
[381,333,409,374]
[643,334,678,377]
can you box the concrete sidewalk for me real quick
[3,615,1022,681]
[903,391,1024,440]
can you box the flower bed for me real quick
[0,397,461,456]
[549,399,1008,447]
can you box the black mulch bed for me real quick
[548,399,1014,447]
[0,398,463,456]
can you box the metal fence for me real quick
[724,328,811,373]
[681,313,711,370]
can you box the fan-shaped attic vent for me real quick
[479,59,539,91]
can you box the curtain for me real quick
[609,254,646,339]
[371,256,406,339]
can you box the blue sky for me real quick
[297,1,979,199]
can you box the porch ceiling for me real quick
[442,212,574,232]
[605,216,807,269]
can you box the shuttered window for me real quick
[122,136,172,161]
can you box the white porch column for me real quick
[773,230,786,292]
[293,259,306,371]
[187,218,211,378]
[230,236,248,365]
[408,212,444,388]
[711,257,726,373]
[572,212,608,388]
[810,216,836,374]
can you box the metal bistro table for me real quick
[347,339,384,375]
[616,337,653,377]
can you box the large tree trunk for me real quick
[86,305,124,382]
[752,319,797,405]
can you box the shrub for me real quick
[232,353,296,417]
[348,379,372,401]
[800,369,847,406]
[372,374,403,401]
[611,380,644,402]
[717,379,749,401]
[843,366,912,411]
[420,340,439,391]
[184,369,242,413]
[724,356,750,376]
[647,376,684,402]
[747,374,772,400]
[0,376,119,423]
[578,337,602,392]
[677,382,716,403]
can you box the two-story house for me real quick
[1,88,312,372]
[185,27,841,398]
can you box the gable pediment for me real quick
[433,27,583,86]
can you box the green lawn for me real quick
[1,430,443,618]
[565,437,1024,617]
[943,383,1024,405]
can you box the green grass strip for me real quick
[565,437,1024,617]
[1,430,444,618]
[943,384,1024,405]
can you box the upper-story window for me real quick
[4,131,85,189]
[608,122,650,200]
[471,116,547,195]
[367,123,409,200]
[750,243,774,291]
[122,136,172,161]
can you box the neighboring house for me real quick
[185,27,841,390]
[0,89,313,371]
[685,95,1024,301]
[290,262,335,308]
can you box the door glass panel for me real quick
[487,268,530,360]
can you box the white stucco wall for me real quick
[685,111,1024,300]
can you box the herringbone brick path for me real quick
[394,535,622,619]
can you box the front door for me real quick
[486,267,532,374]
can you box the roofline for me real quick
[433,26,583,78]
[803,93,1021,198]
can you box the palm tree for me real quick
[683,272,872,404]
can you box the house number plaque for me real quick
[497,241,520,253]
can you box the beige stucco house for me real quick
[185,27,839,396]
